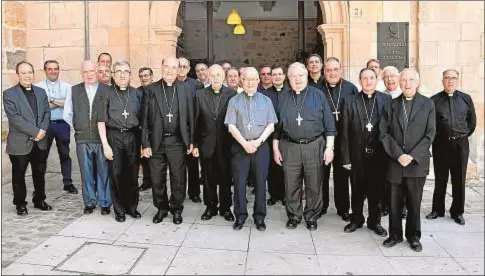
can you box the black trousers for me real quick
[281,136,325,222]
[139,157,151,187]
[268,147,285,201]
[350,153,384,226]
[46,120,72,186]
[389,177,425,242]
[432,137,469,216]
[322,151,351,215]
[9,143,48,206]
[202,149,232,212]
[186,155,201,197]
[232,142,269,222]
[149,138,186,214]
[107,129,140,215]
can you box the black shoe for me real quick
[425,211,444,220]
[220,210,235,222]
[383,237,403,248]
[339,213,351,222]
[306,221,317,231]
[409,240,423,252]
[233,220,244,231]
[367,224,388,237]
[189,195,202,203]
[101,207,111,215]
[139,183,151,192]
[115,213,126,222]
[286,219,299,229]
[153,210,168,224]
[344,222,363,233]
[201,208,218,220]
[173,213,183,224]
[63,185,78,194]
[267,197,277,206]
[33,200,52,211]
[451,214,465,225]
[255,220,266,231]
[84,206,95,214]
[127,210,141,219]
[381,208,389,217]
[16,205,28,216]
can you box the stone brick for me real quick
[103,46,129,62]
[50,2,85,29]
[108,27,129,46]
[12,30,26,48]
[3,27,10,49]
[349,38,372,66]
[461,65,481,94]
[460,23,481,41]
[128,27,149,45]
[349,23,376,42]
[128,2,149,27]
[456,41,480,65]
[437,41,457,66]
[481,33,484,59]
[418,66,443,94]
[6,50,26,71]
[89,28,109,47]
[26,48,44,71]
[94,2,129,28]
[26,2,49,30]
[129,45,150,74]
[43,47,85,71]
[382,1,411,21]
[26,29,84,48]
[4,2,26,28]
[349,1,382,23]
[419,42,438,66]
[419,23,461,42]
[61,70,84,86]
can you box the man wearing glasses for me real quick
[137,67,154,192]
[141,57,194,225]
[97,60,143,222]
[64,60,111,216]
[426,69,477,225]
[257,65,273,92]
[273,62,336,231]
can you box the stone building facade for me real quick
[1,1,484,178]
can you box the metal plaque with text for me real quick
[377,22,409,71]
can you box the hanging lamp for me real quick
[227,9,242,25]
[233,24,246,35]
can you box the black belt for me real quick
[107,126,138,133]
[162,132,176,137]
[449,135,467,141]
[284,134,322,144]
[364,147,375,154]
[50,119,66,123]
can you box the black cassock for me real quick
[379,93,436,242]
[341,91,391,226]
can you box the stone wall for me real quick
[182,19,318,68]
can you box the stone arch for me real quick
[318,1,350,77]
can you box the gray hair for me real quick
[112,60,131,71]
[442,68,460,78]
[382,66,399,76]
[287,62,308,77]
[401,68,420,81]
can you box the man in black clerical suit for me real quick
[97,60,142,223]
[4,61,52,216]
[379,68,436,252]
[137,67,154,192]
[193,64,236,222]
[306,54,325,92]
[320,57,358,221]
[426,69,476,225]
[141,57,194,225]
[341,68,391,237]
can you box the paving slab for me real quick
[387,257,466,275]
[246,252,321,275]
[183,224,250,251]
[249,226,315,255]
[318,255,400,275]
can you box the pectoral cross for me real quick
[366,122,373,132]
[247,122,252,130]
[296,113,303,126]
[166,112,173,123]
[333,110,340,122]
[122,109,129,119]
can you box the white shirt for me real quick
[36,79,71,120]
[383,87,403,99]
[63,82,99,128]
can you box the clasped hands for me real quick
[33,129,46,141]
[398,154,414,167]
[273,147,334,166]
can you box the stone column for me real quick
[149,26,182,70]
[317,24,349,78]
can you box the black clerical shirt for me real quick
[97,85,141,129]
[159,81,180,135]
[431,90,476,139]
[360,92,379,147]
[20,84,38,122]
[307,74,325,92]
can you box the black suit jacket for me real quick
[341,91,392,178]
[194,86,236,158]
[141,80,194,151]
[379,93,436,183]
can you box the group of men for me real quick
[4,51,476,253]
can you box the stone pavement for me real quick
[1,142,484,275]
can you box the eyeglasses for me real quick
[443,76,458,81]
[114,70,131,76]
[261,73,271,76]
[98,69,110,74]
[139,73,151,78]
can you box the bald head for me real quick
[288,62,308,92]
[242,67,259,94]
[162,57,179,85]
[82,60,98,84]
[399,68,420,97]
[208,64,225,91]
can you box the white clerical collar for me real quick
[275,85,284,91]
[25,86,32,90]
[447,92,454,97]
[213,90,220,94]
[46,79,59,84]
